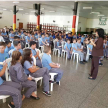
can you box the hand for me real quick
[32,65,36,69]
[3,62,7,68]
[28,77,32,81]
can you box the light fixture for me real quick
[49,11,55,12]
[98,14,104,16]
[13,1,19,4]
[83,7,92,9]
[90,12,100,14]
[19,8,23,10]
[41,8,44,10]
[3,9,7,10]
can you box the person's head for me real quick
[77,38,81,43]
[73,39,76,43]
[11,51,22,65]
[42,34,45,38]
[31,33,34,37]
[30,41,36,49]
[13,41,21,50]
[15,29,17,32]
[11,30,14,34]
[44,45,51,54]
[10,26,12,29]
[82,35,84,37]
[67,39,70,44]
[5,41,12,48]
[14,36,20,41]
[104,39,106,43]
[21,49,32,65]
[0,42,6,53]
[46,33,49,37]
[34,30,37,34]
[63,35,66,39]
[18,32,21,36]
[2,29,5,33]
[95,28,104,38]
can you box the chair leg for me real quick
[50,83,53,91]
[3,99,6,103]
[77,55,79,63]
[40,79,42,86]
[74,54,75,60]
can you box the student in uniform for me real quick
[81,35,85,45]
[72,39,85,64]
[45,33,50,44]
[30,41,42,68]
[9,51,40,101]
[55,37,62,56]
[103,39,108,58]
[0,42,9,79]
[17,32,22,39]
[10,41,23,56]
[0,62,22,108]
[64,39,72,60]
[21,49,51,96]
[42,45,63,84]
[5,40,14,53]
[87,40,93,55]
[39,34,47,46]
[1,29,8,41]
[9,30,15,41]
[0,32,5,42]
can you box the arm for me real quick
[28,66,40,73]
[49,63,59,68]
[0,63,7,77]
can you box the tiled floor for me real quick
[0,55,108,108]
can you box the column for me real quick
[72,2,78,35]
[13,5,16,31]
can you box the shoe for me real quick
[30,96,40,100]
[80,61,85,64]
[99,63,103,66]
[49,80,55,83]
[88,77,95,80]
[56,82,60,85]
[89,73,91,76]
[83,60,87,63]
[8,102,15,108]
[67,58,71,60]
[43,91,51,97]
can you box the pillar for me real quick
[72,2,78,35]
[13,5,16,31]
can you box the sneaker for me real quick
[8,102,15,108]
[43,91,51,96]
[49,80,55,83]
[56,82,60,85]
[83,60,87,63]
[99,63,103,66]
[80,61,85,64]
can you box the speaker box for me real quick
[33,4,38,10]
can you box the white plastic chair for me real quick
[41,54,60,91]
[8,49,14,57]
[71,52,80,63]
[86,45,91,61]
[62,41,67,59]
[0,59,11,103]
[25,43,30,48]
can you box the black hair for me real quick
[14,36,20,39]
[0,42,6,47]
[5,41,11,45]
[13,41,21,46]
[96,28,104,39]
[30,41,36,47]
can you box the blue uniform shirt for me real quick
[5,46,14,53]
[42,53,52,70]
[45,37,50,43]
[24,61,33,75]
[0,52,9,70]
[10,48,23,56]
[1,32,7,36]
[0,77,4,85]
[39,37,46,46]
[72,43,77,52]
[87,44,93,54]
[77,43,82,49]
[64,43,72,51]
[81,37,85,43]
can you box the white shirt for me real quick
[0,36,5,42]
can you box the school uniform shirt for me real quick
[24,60,34,75]
[77,43,82,49]
[10,48,23,56]
[0,77,4,85]
[53,35,55,39]
[9,62,28,83]
[73,36,77,39]
[9,33,14,41]
[64,43,72,51]
[0,52,9,70]
[87,44,93,54]
[1,32,7,36]
[81,37,85,43]
[45,37,50,43]
[25,36,30,43]
[5,46,14,53]
[21,31,23,35]
[42,53,52,70]
[103,43,107,49]
[14,32,18,35]
[0,36,5,42]
[17,35,22,39]
[39,37,46,45]
[72,43,77,53]
[30,48,38,59]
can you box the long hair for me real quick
[96,28,104,39]
[11,51,21,66]
[21,49,32,66]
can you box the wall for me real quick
[0,11,29,29]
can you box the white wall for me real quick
[0,11,29,29]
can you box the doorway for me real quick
[19,22,23,29]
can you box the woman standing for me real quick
[88,28,104,80]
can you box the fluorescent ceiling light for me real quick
[98,14,104,16]
[3,9,7,10]
[49,11,55,12]
[13,1,19,3]
[19,8,23,10]
[83,7,92,9]
[90,12,100,14]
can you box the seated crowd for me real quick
[0,26,108,108]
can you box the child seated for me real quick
[9,51,40,100]
[0,42,9,79]
[9,30,15,41]
[81,35,85,45]
[42,45,63,84]
[39,34,47,46]
[64,39,72,60]
[87,41,93,55]
[63,35,67,42]
[0,62,22,108]
[55,37,62,56]
[10,41,23,56]
[5,40,14,53]
[22,49,51,96]
[0,32,5,42]
[30,41,42,68]
[45,33,50,44]
[72,39,85,64]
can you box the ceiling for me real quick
[0,1,108,18]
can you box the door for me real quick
[19,22,23,29]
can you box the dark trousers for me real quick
[90,56,100,79]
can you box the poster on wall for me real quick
[99,17,107,25]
